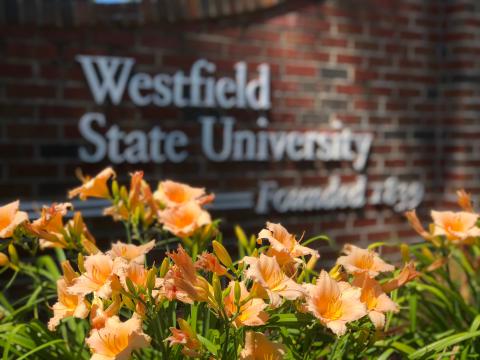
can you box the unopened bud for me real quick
[78,253,86,273]
[0,253,9,267]
[61,260,77,285]
[159,257,170,277]
[8,244,18,265]
[212,241,232,268]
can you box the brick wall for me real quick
[0,0,478,256]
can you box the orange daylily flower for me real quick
[90,297,122,330]
[48,278,89,331]
[117,261,148,290]
[86,315,150,360]
[160,246,209,304]
[107,240,156,264]
[195,252,228,276]
[258,222,319,259]
[405,210,434,241]
[457,189,474,212]
[166,319,202,358]
[154,180,214,208]
[240,331,286,360]
[29,202,72,249]
[244,254,305,307]
[159,201,211,238]
[382,261,420,293]
[352,273,398,329]
[68,253,123,299]
[224,281,269,328]
[336,244,394,278]
[48,260,87,331]
[0,200,28,239]
[305,270,366,336]
[431,210,480,244]
[68,167,115,200]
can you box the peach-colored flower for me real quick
[159,201,211,238]
[154,180,214,208]
[90,297,121,330]
[29,203,72,249]
[195,252,227,276]
[243,254,305,307]
[160,246,209,304]
[457,189,474,212]
[68,167,115,200]
[86,315,150,360]
[0,200,28,238]
[431,210,480,244]
[48,278,89,331]
[352,273,398,329]
[382,261,420,293]
[68,253,122,299]
[107,240,155,264]
[336,244,394,278]
[405,210,433,241]
[117,261,148,290]
[305,270,366,336]
[240,331,286,360]
[166,319,202,358]
[258,222,319,259]
[224,281,268,328]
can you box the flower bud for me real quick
[212,274,223,307]
[78,253,86,273]
[146,267,157,292]
[234,281,241,306]
[0,252,9,267]
[61,260,77,285]
[159,257,170,277]
[400,243,410,263]
[212,240,232,268]
[82,238,100,255]
[8,244,18,265]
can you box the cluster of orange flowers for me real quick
[0,168,423,360]
[406,189,480,246]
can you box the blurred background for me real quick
[0,0,476,257]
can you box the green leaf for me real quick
[409,331,480,359]
[197,334,219,356]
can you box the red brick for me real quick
[285,65,317,77]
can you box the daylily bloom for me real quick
[431,210,480,244]
[382,261,420,293]
[68,167,115,200]
[195,252,228,276]
[159,201,211,238]
[405,210,433,241]
[48,278,89,331]
[166,319,202,358]
[160,246,209,304]
[305,270,366,336]
[90,297,122,330]
[457,189,474,212]
[117,261,148,290]
[0,200,28,238]
[240,331,286,360]
[336,244,394,278]
[243,254,305,307]
[68,253,122,299]
[258,222,319,259]
[352,273,398,329]
[86,316,150,360]
[107,240,156,264]
[224,281,269,328]
[154,180,214,208]
[29,202,72,249]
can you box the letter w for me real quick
[76,55,135,105]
